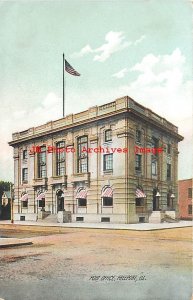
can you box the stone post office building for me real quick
[9,96,183,223]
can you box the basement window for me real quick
[139,217,145,223]
[101,217,110,223]
[76,217,84,222]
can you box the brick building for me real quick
[9,96,183,224]
[178,179,193,220]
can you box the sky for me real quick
[0,0,192,181]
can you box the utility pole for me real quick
[10,183,14,224]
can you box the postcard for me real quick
[0,1,192,300]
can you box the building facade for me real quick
[178,179,193,220]
[9,96,183,224]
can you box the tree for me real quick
[0,181,13,220]
[0,180,12,201]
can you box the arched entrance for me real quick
[167,191,175,210]
[153,188,160,211]
[56,190,64,212]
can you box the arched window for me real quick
[37,191,45,208]
[102,186,113,206]
[21,192,28,208]
[135,187,146,207]
[76,188,87,207]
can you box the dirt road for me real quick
[0,227,192,300]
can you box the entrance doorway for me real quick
[56,190,64,212]
[153,188,159,211]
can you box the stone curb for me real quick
[0,222,192,231]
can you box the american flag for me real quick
[65,60,80,76]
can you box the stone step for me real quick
[162,215,179,223]
[37,214,58,223]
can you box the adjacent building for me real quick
[9,96,183,223]
[178,179,193,220]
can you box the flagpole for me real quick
[63,53,65,117]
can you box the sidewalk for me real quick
[0,237,33,248]
[0,220,192,231]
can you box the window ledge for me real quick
[103,170,113,174]
[135,171,142,175]
[22,180,28,184]
[104,141,112,144]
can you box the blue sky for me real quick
[0,0,192,180]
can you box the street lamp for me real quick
[170,193,175,210]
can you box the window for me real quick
[56,141,65,176]
[101,217,110,222]
[188,188,192,198]
[103,197,113,206]
[167,163,171,180]
[77,136,88,173]
[78,198,87,207]
[136,130,142,144]
[188,205,192,215]
[104,129,112,142]
[151,160,157,175]
[152,137,159,156]
[38,198,45,208]
[22,201,28,208]
[152,137,159,148]
[37,146,47,178]
[167,144,171,155]
[103,154,113,171]
[22,168,28,182]
[136,198,144,206]
[76,217,84,221]
[23,150,27,159]
[135,154,142,172]
[139,217,145,223]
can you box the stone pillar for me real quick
[13,147,21,213]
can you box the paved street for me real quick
[0,226,192,300]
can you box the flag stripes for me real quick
[65,60,80,76]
